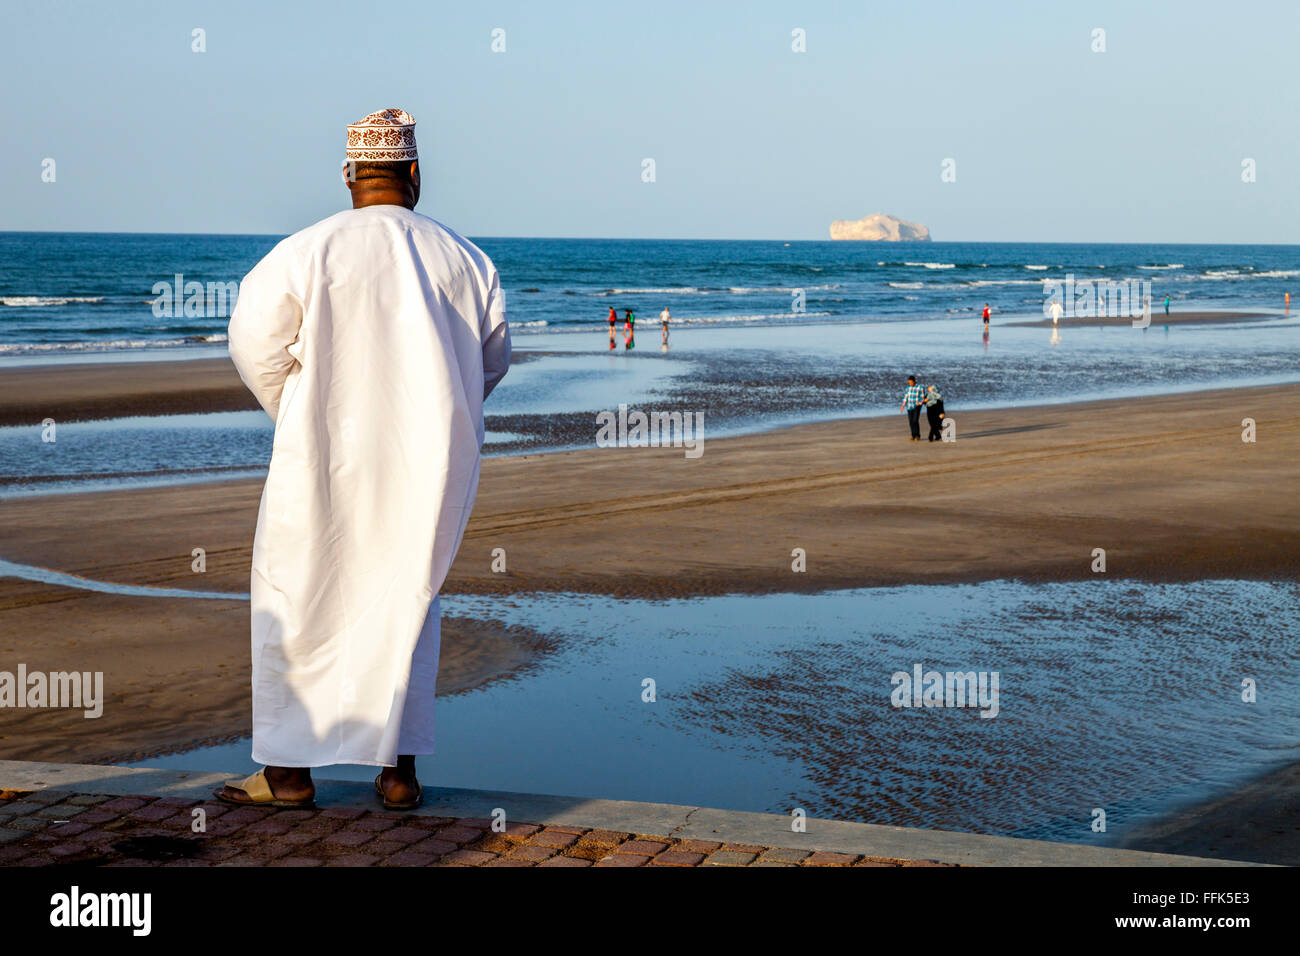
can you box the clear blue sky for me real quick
[2,0,1296,241]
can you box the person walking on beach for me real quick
[900,375,925,441]
[923,383,945,442]
[217,108,510,812]
[660,306,670,345]
[1049,299,1063,327]
[982,303,991,329]
[624,309,636,350]
[608,306,617,349]
[1164,294,1171,315]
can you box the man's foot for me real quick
[376,755,422,810]
[215,766,315,806]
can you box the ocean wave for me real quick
[0,334,228,355]
[665,310,836,325]
[1137,264,1184,270]
[515,310,838,334]
[1171,268,1300,282]
[591,287,704,295]
[727,284,839,293]
[903,262,955,269]
[1,296,105,307]
[1023,265,1050,270]
[588,284,841,296]
[887,282,924,289]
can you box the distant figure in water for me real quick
[1164,294,1171,315]
[982,303,991,329]
[923,384,945,442]
[608,306,617,349]
[624,309,635,351]
[660,306,671,345]
[1286,292,1291,314]
[1049,299,1063,327]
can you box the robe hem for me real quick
[250,751,436,769]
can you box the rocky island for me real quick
[829,213,931,241]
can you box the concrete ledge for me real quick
[0,760,1266,867]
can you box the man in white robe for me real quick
[217,108,509,809]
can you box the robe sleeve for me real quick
[481,267,511,400]
[228,244,305,421]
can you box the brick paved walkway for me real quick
[0,789,953,867]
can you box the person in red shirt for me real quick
[608,307,617,349]
[982,303,991,328]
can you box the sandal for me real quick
[214,768,316,808]
[374,773,423,811]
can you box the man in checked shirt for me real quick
[899,375,926,441]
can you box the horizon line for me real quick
[0,229,1298,247]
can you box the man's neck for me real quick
[350,187,415,210]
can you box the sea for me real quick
[2,232,1298,496]
[0,233,1297,353]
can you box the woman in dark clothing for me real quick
[924,384,946,442]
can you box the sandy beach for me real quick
[1,378,1295,731]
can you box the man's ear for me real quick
[410,161,420,189]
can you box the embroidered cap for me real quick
[345,108,418,162]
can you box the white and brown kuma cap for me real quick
[345,108,418,162]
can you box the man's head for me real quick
[346,160,421,209]
[907,375,916,385]
[344,108,421,210]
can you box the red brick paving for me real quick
[0,790,957,868]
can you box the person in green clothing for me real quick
[1164,294,1171,315]
[624,309,636,350]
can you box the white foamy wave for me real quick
[592,287,703,295]
[903,262,955,269]
[1188,268,1300,282]
[515,319,548,327]
[1,295,105,307]
[1137,264,1184,270]
[727,284,839,293]
[1023,265,1050,271]
[887,282,924,289]
[672,310,835,325]
[961,279,1046,287]
[0,334,227,355]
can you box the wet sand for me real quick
[0,380,1296,855]
[0,357,256,427]
[1119,759,1300,866]
[1005,309,1278,328]
[0,311,1282,434]
[0,578,551,765]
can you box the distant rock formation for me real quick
[830,213,931,241]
